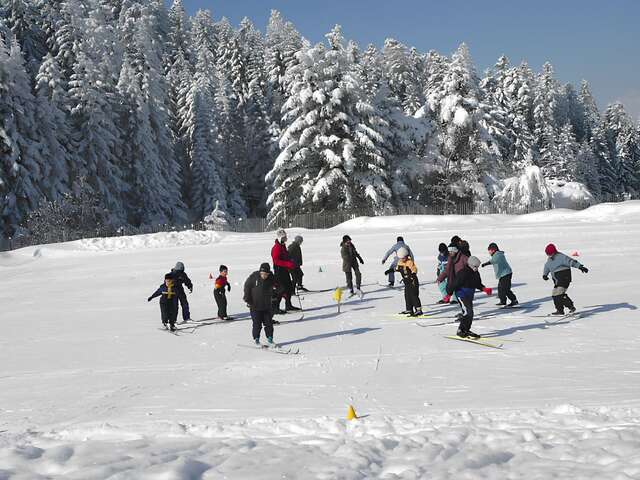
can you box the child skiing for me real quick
[271,229,300,313]
[396,247,423,316]
[445,256,492,338]
[482,242,518,307]
[288,235,307,293]
[340,235,364,297]
[436,242,454,304]
[171,261,193,323]
[147,273,179,331]
[543,243,588,315]
[382,236,414,287]
[244,263,276,345]
[214,265,232,320]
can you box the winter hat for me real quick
[450,235,462,245]
[276,228,287,241]
[448,243,458,253]
[294,235,303,244]
[438,242,448,254]
[468,256,481,269]
[164,272,174,280]
[342,235,352,242]
[545,243,558,256]
[259,262,271,273]
[397,236,404,242]
[219,264,228,272]
[488,242,499,252]
[173,261,185,272]
[397,247,409,258]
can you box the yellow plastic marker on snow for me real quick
[333,287,343,313]
[347,405,358,420]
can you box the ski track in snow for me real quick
[1,202,640,478]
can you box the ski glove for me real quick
[481,261,490,268]
[359,258,364,265]
[543,275,549,281]
[147,296,152,302]
[443,294,452,303]
[226,283,231,292]
[189,287,193,293]
[579,266,588,273]
[381,260,385,265]
[483,287,492,296]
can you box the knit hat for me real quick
[259,262,271,273]
[294,235,303,244]
[219,264,228,272]
[342,235,351,242]
[545,243,558,256]
[397,247,409,258]
[450,235,462,245]
[276,228,287,241]
[468,256,481,269]
[164,272,174,280]
[448,243,458,253]
[173,261,185,272]
[438,242,448,254]
[397,236,404,242]
[488,242,499,252]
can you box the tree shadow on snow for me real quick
[278,306,376,325]
[278,327,381,347]
[302,295,393,314]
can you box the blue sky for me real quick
[177,0,640,119]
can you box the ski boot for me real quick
[266,337,275,345]
[409,310,424,317]
[551,310,565,316]
[254,338,261,346]
[507,300,519,307]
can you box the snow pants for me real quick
[291,267,304,288]
[214,288,227,318]
[251,309,274,340]
[497,273,517,304]
[388,258,398,285]
[160,298,178,327]
[552,284,574,313]
[458,296,474,333]
[177,288,190,321]
[345,265,362,293]
[403,278,422,312]
[274,266,294,309]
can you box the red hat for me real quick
[545,243,558,256]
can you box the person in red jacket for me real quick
[214,265,232,320]
[271,228,300,313]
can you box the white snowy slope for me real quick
[1,202,640,479]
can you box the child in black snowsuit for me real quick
[171,261,193,323]
[148,273,179,331]
[214,264,232,320]
[446,256,492,338]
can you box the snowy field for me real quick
[1,202,640,479]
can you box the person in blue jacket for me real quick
[382,236,414,287]
[482,242,518,307]
[543,243,588,315]
[148,273,179,331]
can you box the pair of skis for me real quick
[237,343,300,355]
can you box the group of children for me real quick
[147,230,589,340]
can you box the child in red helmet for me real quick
[543,243,588,315]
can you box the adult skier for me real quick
[340,235,364,297]
[244,263,276,345]
[147,272,179,331]
[288,235,307,293]
[437,243,469,316]
[482,242,518,307]
[171,261,193,323]
[446,256,492,338]
[396,247,423,316]
[543,244,588,315]
[271,229,300,313]
[382,236,414,287]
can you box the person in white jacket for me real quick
[382,236,414,287]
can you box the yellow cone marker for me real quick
[347,405,358,420]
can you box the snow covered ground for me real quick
[1,202,640,479]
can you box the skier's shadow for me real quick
[476,294,550,316]
[278,327,381,347]
[302,296,393,314]
[484,319,570,337]
[278,306,376,325]
[576,302,637,319]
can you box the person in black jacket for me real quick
[446,256,492,338]
[171,261,193,323]
[148,273,179,331]
[340,235,364,296]
[244,263,276,345]
[288,235,307,292]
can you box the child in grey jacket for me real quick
[482,242,518,307]
[543,243,588,315]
